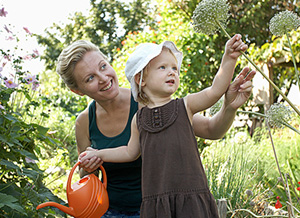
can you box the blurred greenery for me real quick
[1,0,300,217]
[202,116,300,217]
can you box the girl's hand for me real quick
[225,34,248,59]
[79,147,103,173]
[225,67,256,109]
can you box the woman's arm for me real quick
[75,109,102,177]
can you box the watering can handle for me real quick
[67,162,107,192]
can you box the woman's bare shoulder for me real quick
[76,106,89,125]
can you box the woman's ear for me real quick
[71,89,85,96]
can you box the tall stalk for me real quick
[214,19,300,117]
[285,31,300,92]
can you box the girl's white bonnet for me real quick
[125,41,183,101]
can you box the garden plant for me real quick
[1,0,300,217]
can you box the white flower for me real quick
[209,97,223,116]
[266,103,293,128]
[269,10,300,36]
[191,0,230,35]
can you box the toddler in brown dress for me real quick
[80,37,250,217]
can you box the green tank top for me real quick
[88,95,142,212]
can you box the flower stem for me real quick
[214,19,300,117]
[285,30,300,93]
[238,110,300,134]
[266,122,293,216]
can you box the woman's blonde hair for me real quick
[56,40,108,90]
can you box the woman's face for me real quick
[72,51,120,101]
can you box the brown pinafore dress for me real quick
[136,98,219,218]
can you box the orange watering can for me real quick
[37,162,109,218]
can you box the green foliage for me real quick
[170,0,299,46]
[202,118,300,216]
[37,0,155,71]
[27,0,300,216]
[248,29,300,103]
[0,110,65,218]
[113,0,225,98]
[39,0,300,105]
[202,130,261,211]
[0,20,68,217]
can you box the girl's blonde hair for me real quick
[56,40,108,90]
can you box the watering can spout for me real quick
[36,202,75,217]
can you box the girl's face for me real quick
[142,49,179,100]
[72,51,119,101]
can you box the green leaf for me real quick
[19,168,40,180]
[0,193,25,214]
[31,123,49,135]
[0,159,19,170]
[0,192,18,207]
[17,149,38,160]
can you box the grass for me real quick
[201,116,300,217]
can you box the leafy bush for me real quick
[0,9,68,217]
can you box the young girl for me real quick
[80,35,249,217]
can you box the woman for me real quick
[56,40,255,217]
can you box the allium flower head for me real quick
[266,103,293,128]
[269,10,300,36]
[192,0,230,35]
[209,97,223,116]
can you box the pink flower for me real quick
[32,81,40,91]
[4,54,11,61]
[5,36,14,41]
[23,27,32,36]
[0,8,8,17]
[4,78,18,88]
[25,157,36,164]
[32,49,39,58]
[23,55,33,61]
[4,25,12,34]
[25,74,37,84]
[25,74,39,90]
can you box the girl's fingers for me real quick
[227,34,241,47]
[244,70,256,82]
